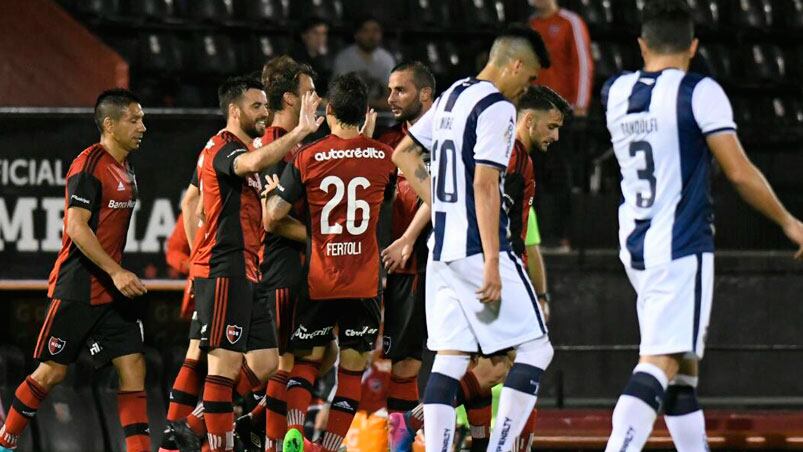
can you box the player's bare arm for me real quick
[382,202,431,273]
[66,206,147,298]
[265,193,294,232]
[708,132,803,259]
[259,174,306,242]
[474,165,503,303]
[233,92,324,176]
[526,244,550,322]
[391,135,431,206]
[180,183,200,246]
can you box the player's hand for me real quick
[360,108,377,138]
[476,259,501,303]
[382,234,414,273]
[296,91,325,136]
[539,299,551,323]
[261,174,280,199]
[782,217,803,260]
[111,269,147,298]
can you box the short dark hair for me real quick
[218,76,264,117]
[517,85,572,118]
[354,15,381,32]
[300,16,328,34]
[327,73,367,126]
[496,24,551,69]
[94,88,140,132]
[641,0,694,54]
[261,56,317,111]
[391,61,436,92]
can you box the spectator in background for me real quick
[333,16,396,110]
[526,0,593,251]
[290,17,334,92]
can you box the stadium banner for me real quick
[0,110,225,280]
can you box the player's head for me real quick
[300,17,329,55]
[94,88,146,152]
[326,73,368,128]
[516,85,571,152]
[639,0,698,65]
[261,56,317,121]
[218,76,269,139]
[486,25,551,101]
[528,0,558,12]
[353,15,383,52]
[388,61,435,124]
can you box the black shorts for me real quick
[289,296,381,353]
[194,277,277,353]
[255,283,302,355]
[383,273,427,362]
[188,310,202,341]
[34,298,144,368]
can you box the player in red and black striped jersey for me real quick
[171,76,323,452]
[266,74,395,452]
[375,62,435,419]
[0,90,151,452]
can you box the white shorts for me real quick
[625,252,714,359]
[426,251,548,354]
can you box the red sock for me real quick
[457,370,492,445]
[118,390,151,452]
[264,370,289,451]
[285,360,319,432]
[407,403,424,431]
[387,375,419,413]
[0,376,48,448]
[319,368,362,452]
[167,359,202,421]
[203,375,234,452]
[234,363,263,398]
[186,402,207,437]
[514,409,538,451]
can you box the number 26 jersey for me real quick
[603,69,736,270]
[277,134,395,301]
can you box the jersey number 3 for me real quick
[630,140,656,208]
[320,175,370,235]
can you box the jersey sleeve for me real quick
[407,100,436,152]
[212,144,248,178]
[261,160,287,185]
[692,78,737,135]
[66,171,101,210]
[189,167,199,187]
[277,158,305,205]
[525,207,541,247]
[474,100,516,170]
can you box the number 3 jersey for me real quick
[408,77,516,263]
[603,69,736,269]
[277,134,396,300]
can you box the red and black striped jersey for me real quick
[258,126,306,289]
[504,139,535,259]
[190,131,263,283]
[47,144,138,305]
[277,134,396,300]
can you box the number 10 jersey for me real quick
[277,134,395,301]
[603,69,736,270]
[409,77,517,263]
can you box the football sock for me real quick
[423,354,469,452]
[456,370,491,450]
[0,376,48,449]
[264,370,289,452]
[605,363,668,452]
[387,375,419,413]
[285,359,320,432]
[186,402,207,437]
[664,375,707,452]
[234,362,263,398]
[488,363,544,451]
[118,390,151,452]
[319,368,362,452]
[167,359,201,422]
[203,375,234,452]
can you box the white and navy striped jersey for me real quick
[409,77,516,262]
[602,69,736,269]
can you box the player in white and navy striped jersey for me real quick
[602,2,803,451]
[392,25,554,452]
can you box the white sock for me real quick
[665,410,707,452]
[604,363,668,452]
[487,361,545,452]
[422,355,469,452]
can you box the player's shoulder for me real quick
[68,143,106,176]
[207,131,246,158]
[293,134,336,163]
[601,71,637,109]
[376,123,405,147]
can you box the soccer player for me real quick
[376,61,435,417]
[391,25,554,451]
[0,90,150,452]
[265,73,396,452]
[180,76,322,452]
[602,1,803,451]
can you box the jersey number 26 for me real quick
[320,175,370,235]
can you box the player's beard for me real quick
[395,100,423,124]
[242,115,267,139]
